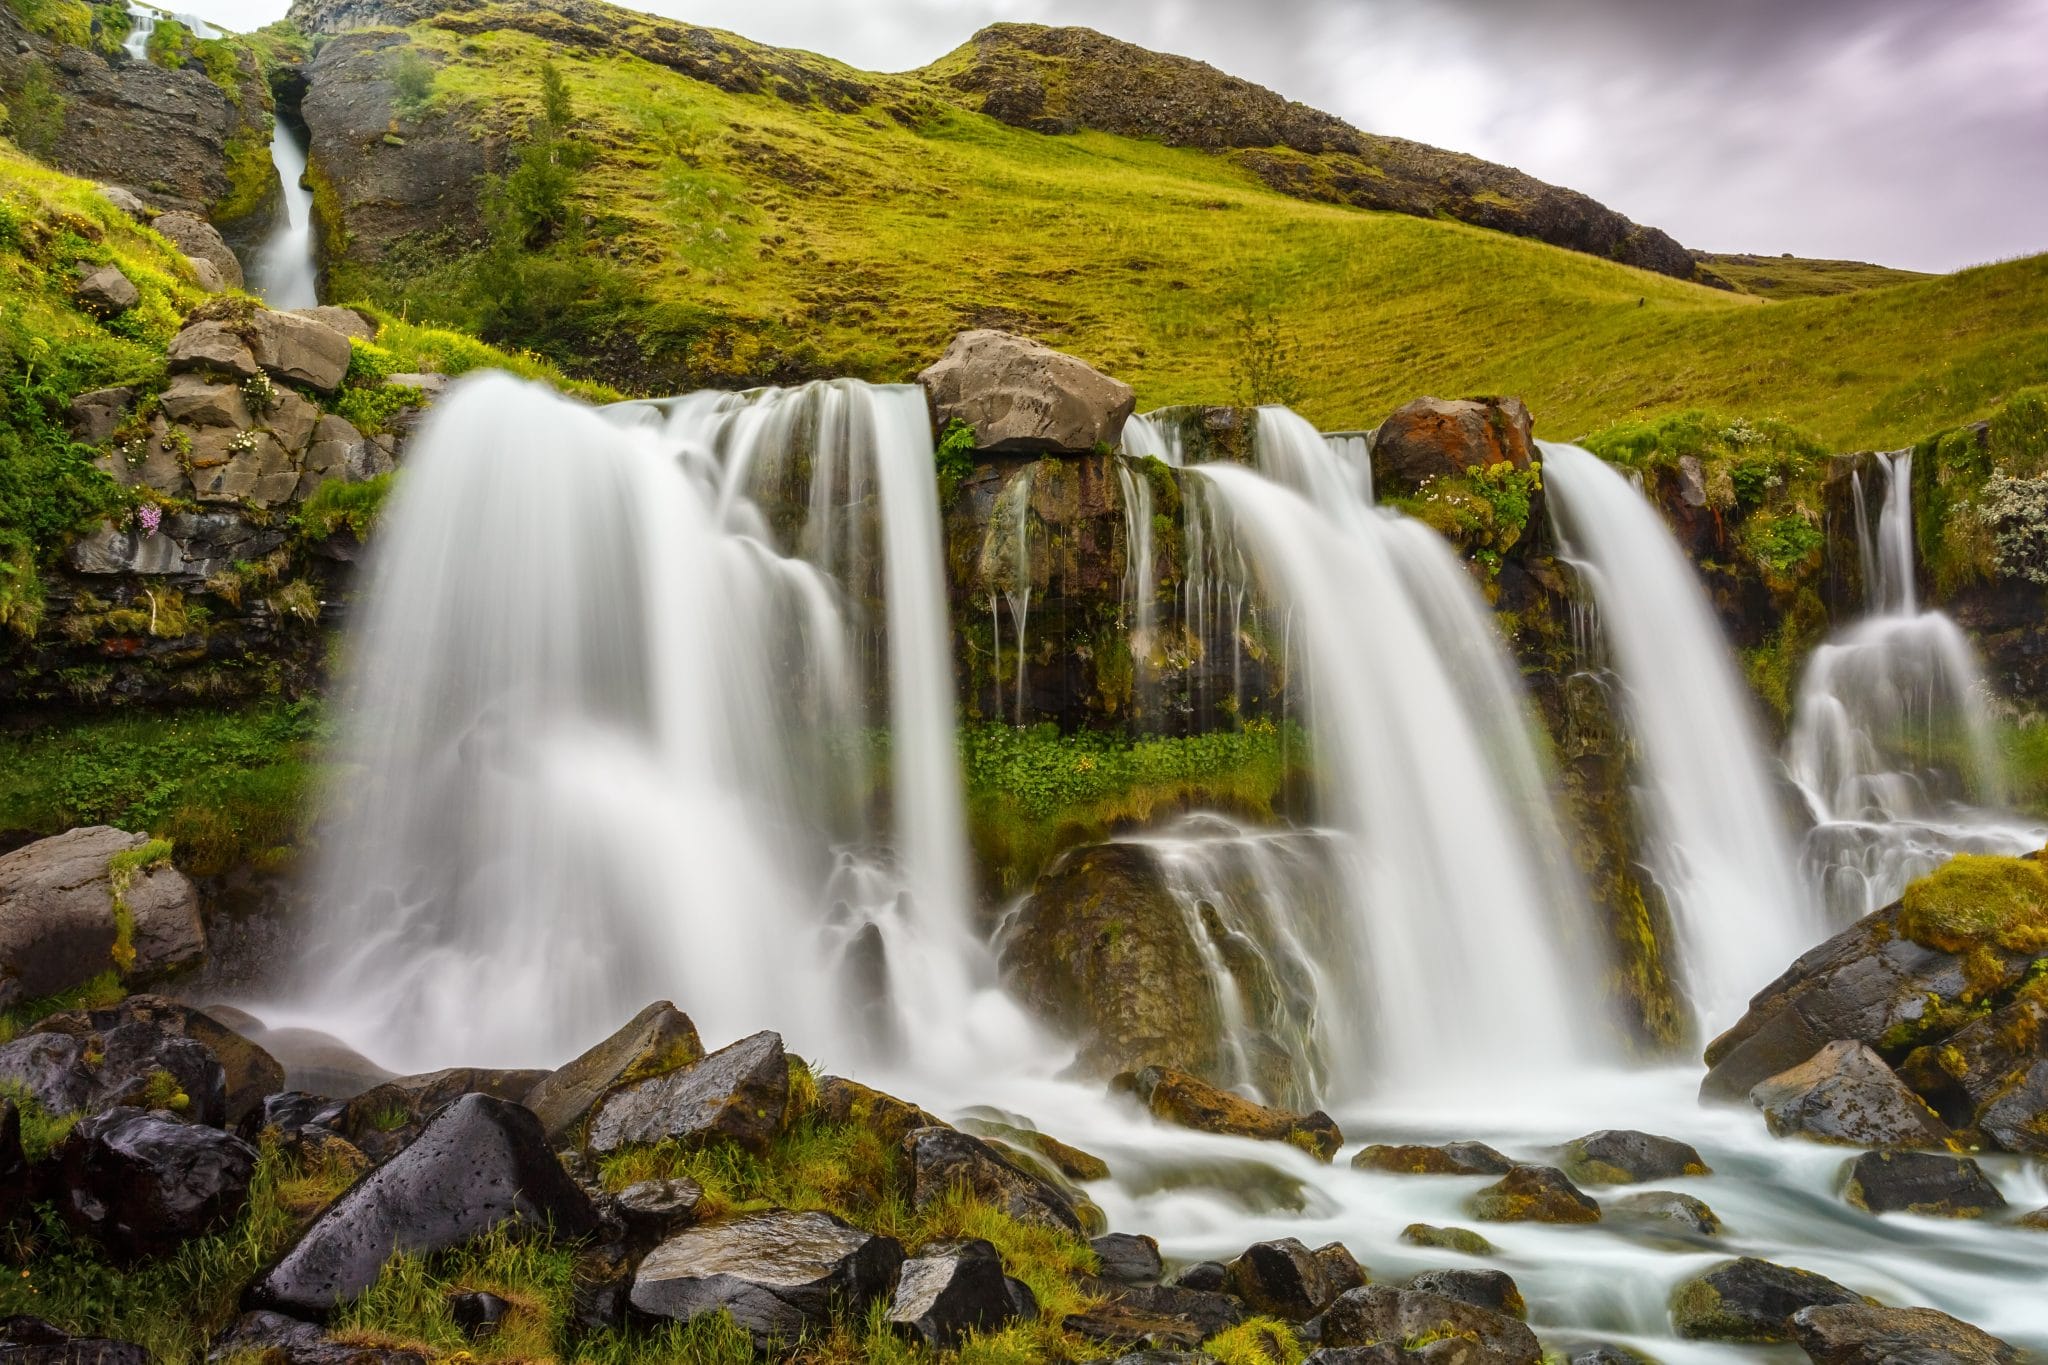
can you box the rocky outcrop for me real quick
[1670,1258,1866,1343]
[0,828,201,1009]
[522,1000,704,1144]
[154,212,246,292]
[934,24,1695,280]
[629,1209,905,1347]
[1128,1066,1342,1161]
[920,330,1135,455]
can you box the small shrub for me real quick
[390,48,436,115]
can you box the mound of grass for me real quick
[1696,252,1931,300]
[1898,855,2048,955]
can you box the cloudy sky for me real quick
[179,0,2047,273]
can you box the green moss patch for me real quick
[1899,855,2048,956]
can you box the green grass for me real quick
[1696,252,1932,300]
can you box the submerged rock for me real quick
[1352,1141,1513,1175]
[1223,1236,1342,1321]
[247,1093,598,1316]
[1557,1129,1708,1184]
[1400,1223,1495,1256]
[1789,1303,2021,1365]
[630,1209,904,1347]
[586,1029,790,1156]
[1670,1257,1867,1342]
[1840,1151,2006,1218]
[1750,1041,1953,1149]
[1314,1285,1540,1365]
[54,1107,258,1259]
[1132,1066,1342,1160]
[1611,1190,1722,1237]
[522,1000,704,1145]
[1408,1269,1525,1319]
[1469,1166,1601,1224]
[887,1237,1022,1348]
[903,1125,1087,1234]
[919,328,1136,455]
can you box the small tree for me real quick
[1228,300,1305,410]
[391,48,435,116]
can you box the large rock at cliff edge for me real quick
[0,827,204,1009]
[919,329,1136,454]
[1371,396,1537,498]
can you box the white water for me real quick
[1542,442,1817,1040]
[1788,450,2045,918]
[249,119,319,310]
[121,3,156,61]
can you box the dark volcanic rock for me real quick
[1314,1286,1540,1365]
[0,1020,227,1128]
[1091,1281,1246,1340]
[247,1093,598,1316]
[629,1209,904,1347]
[1611,1190,1722,1237]
[207,1310,428,1364]
[586,1029,790,1156]
[887,1237,1022,1348]
[1750,1041,1953,1149]
[39,995,283,1128]
[1789,1304,2021,1365]
[1840,1151,2007,1218]
[0,1316,151,1365]
[1670,1257,1866,1343]
[0,1099,27,1223]
[337,1065,549,1161]
[903,1125,1086,1234]
[54,1108,258,1259]
[1897,996,2048,1132]
[448,1290,512,1341]
[1470,1166,1601,1223]
[523,999,703,1144]
[1409,1269,1525,1319]
[1557,1129,1709,1185]
[1353,1142,1514,1176]
[1092,1231,1164,1284]
[1223,1236,1337,1321]
[613,1177,703,1246]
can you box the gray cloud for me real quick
[180,0,2047,271]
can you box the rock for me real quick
[1223,1236,1338,1321]
[1670,1257,1867,1343]
[385,372,449,401]
[154,212,244,291]
[613,1177,704,1246]
[247,310,353,394]
[238,1090,328,1140]
[1314,1286,1540,1365]
[629,1208,904,1347]
[1897,996,2048,1131]
[1611,1190,1722,1236]
[67,386,133,444]
[1976,1059,2048,1156]
[264,390,322,454]
[188,257,228,292]
[903,1125,1086,1234]
[1093,1232,1164,1285]
[1370,397,1536,499]
[1840,1151,2006,1217]
[0,1317,151,1365]
[54,1107,257,1259]
[223,1021,392,1100]
[1557,1129,1708,1184]
[1062,1301,1210,1353]
[586,1029,789,1156]
[207,1311,428,1364]
[814,1074,949,1147]
[1566,1347,1651,1365]
[0,1019,226,1127]
[1131,1066,1342,1161]
[1093,1281,1246,1339]
[160,373,254,429]
[919,329,1136,455]
[97,184,149,219]
[1170,1261,1228,1292]
[1750,1042,1953,1149]
[1789,1304,2021,1365]
[290,306,378,341]
[524,1001,705,1146]
[1004,1275,1040,1323]
[247,1093,599,1316]
[1314,1242,1369,1298]
[74,264,139,316]
[888,1237,1021,1348]
[1400,1223,1495,1255]
[1306,1351,1410,1365]
[36,995,282,1128]
[449,1290,512,1341]
[337,1065,548,1162]
[1408,1270,1524,1319]
[959,1112,1109,1181]
[167,321,261,380]
[1470,1166,1600,1223]
[0,827,202,1009]
[1352,1142,1513,1175]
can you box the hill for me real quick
[1696,252,1933,300]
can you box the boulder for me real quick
[903,1125,1086,1234]
[96,184,149,220]
[67,386,133,444]
[1750,1041,1953,1149]
[1400,1223,1494,1256]
[1408,1269,1524,1319]
[920,329,1136,455]
[54,1107,258,1259]
[585,1029,789,1156]
[629,1209,904,1347]
[247,1093,599,1316]
[74,264,139,316]
[888,1237,1022,1348]
[337,1065,549,1162]
[153,211,244,291]
[1789,1304,2021,1365]
[959,1113,1108,1180]
[1557,1129,1708,1184]
[1306,1351,1410,1365]
[302,414,369,492]
[449,1290,512,1341]
[208,1311,429,1364]
[1131,1066,1342,1161]
[1061,1299,1215,1353]
[1897,995,2048,1131]
[290,306,378,342]
[1840,1151,2006,1217]
[1314,1242,1369,1298]
[0,1317,150,1365]
[264,390,322,455]
[1352,1142,1513,1175]
[1092,1232,1164,1285]
[1670,1257,1867,1343]
[613,1177,703,1246]
[36,996,282,1128]
[1314,1286,1540,1365]
[0,827,202,1010]
[814,1074,949,1148]
[1090,1280,1246,1340]
[247,310,353,394]
[1611,1190,1722,1236]
[160,373,254,429]
[0,1020,226,1127]
[1370,397,1536,499]
[1222,1236,1338,1321]
[1976,1058,2048,1155]
[1469,1166,1600,1223]
[167,321,261,380]
[523,1000,705,1145]
[1170,1261,1228,1292]
[188,257,229,293]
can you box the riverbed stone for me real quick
[247,309,352,393]
[1132,1065,1342,1160]
[903,1124,1087,1234]
[248,1093,598,1316]
[1409,1269,1524,1319]
[1223,1236,1338,1321]
[1092,1232,1164,1285]
[888,1237,1021,1348]
[1789,1303,2021,1365]
[523,1000,705,1145]
[1469,1165,1600,1223]
[1670,1257,1867,1343]
[1611,1190,1722,1236]
[1352,1141,1513,1175]
[1401,1223,1495,1255]
[630,1208,904,1347]
[55,1107,258,1259]
[585,1029,789,1156]
[1750,1041,1953,1149]
[1557,1129,1709,1184]
[919,328,1135,454]
[1840,1150,2006,1217]
[1314,1286,1540,1365]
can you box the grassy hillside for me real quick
[1697,252,1932,300]
[298,10,2048,451]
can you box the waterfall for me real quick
[1178,410,1603,1094]
[1788,450,2042,918]
[249,119,319,310]
[122,3,156,61]
[1541,441,1816,1037]
[982,465,1037,725]
[293,374,988,1072]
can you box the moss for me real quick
[1400,1223,1494,1256]
[103,835,172,976]
[1898,855,2048,956]
[0,1080,82,1160]
[1204,1318,1307,1365]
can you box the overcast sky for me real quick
[178,0,2047,273]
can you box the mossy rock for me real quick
[1899,855,2048,955]
[1670,1257,1867,1342]
[1469,1165,1600,1224]
[1401,1223,1495,1256]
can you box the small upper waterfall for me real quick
[1788,450,2042,918]
[249,119,319,310]
[1541,441,1817,1037]
[293,375,998,1073]
[122,3,157,61]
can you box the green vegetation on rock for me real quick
[1898,855,2048,956]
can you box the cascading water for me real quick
[982,465,1036,725]
[1788,450,2044,917]
[249,118,319,310]
[121,3,157,61]
[1541,441,1817,1037]
[287,373,1010,1075]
